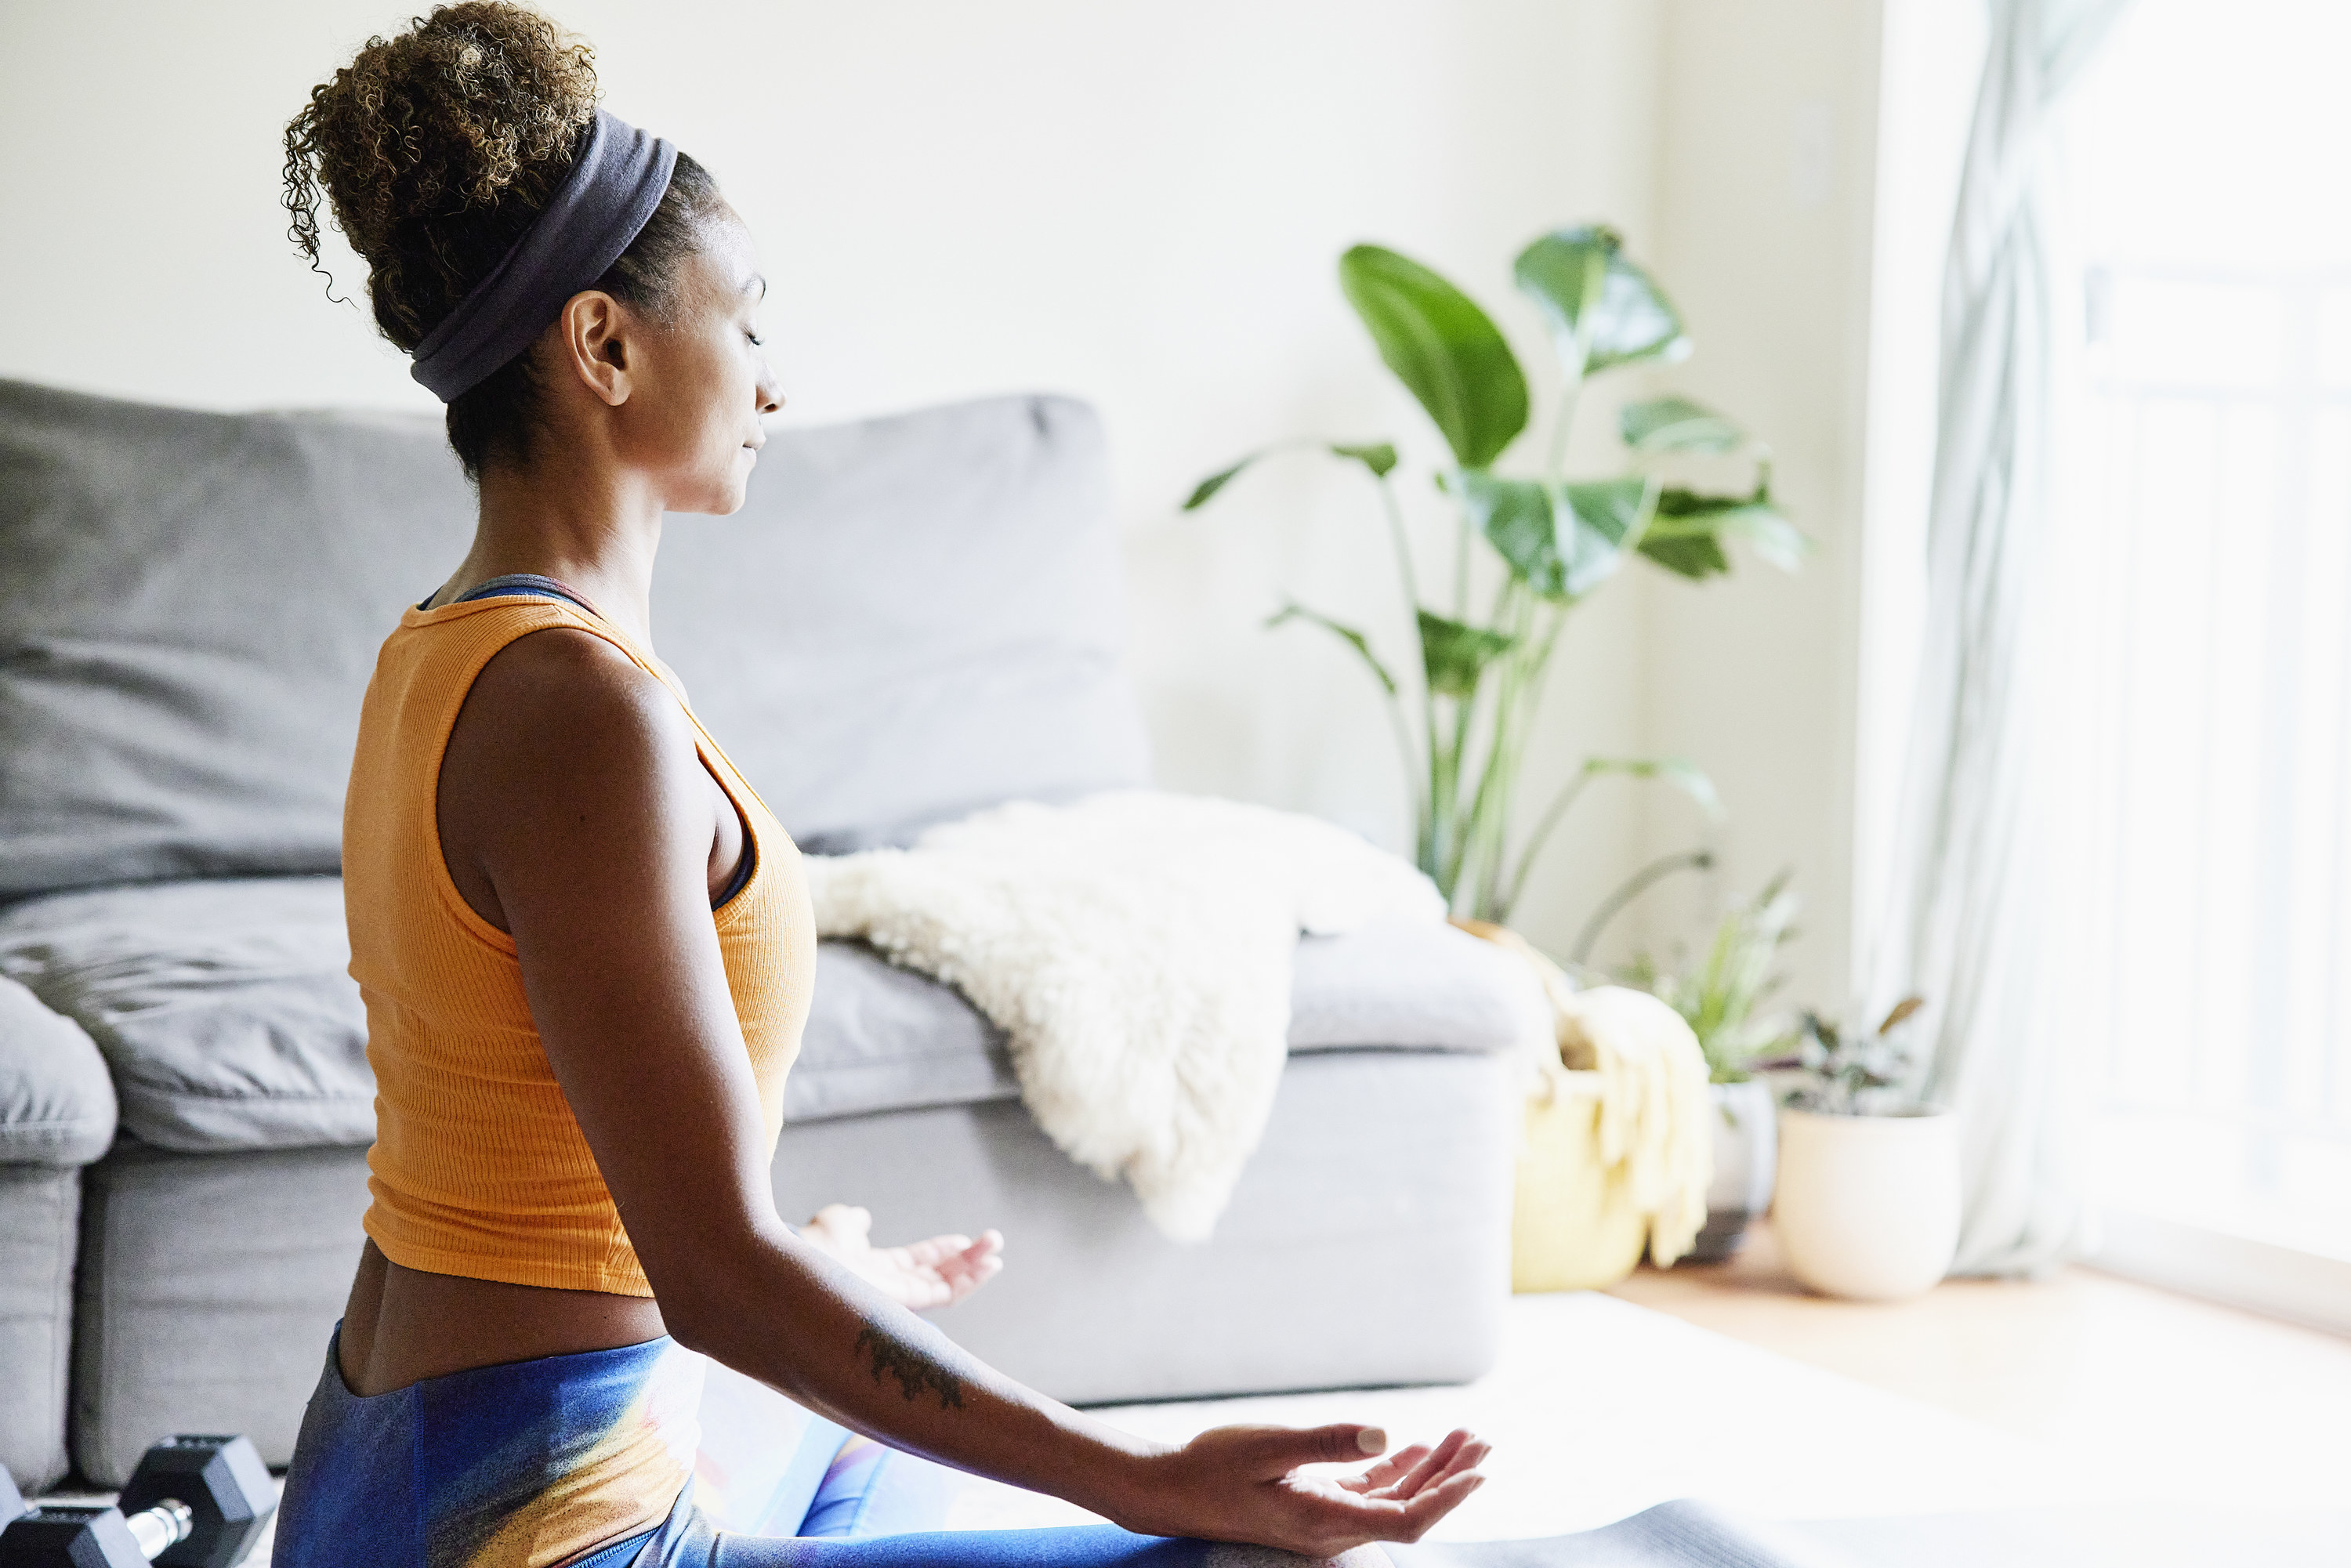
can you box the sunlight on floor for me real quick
[1607,1222,2351,1514]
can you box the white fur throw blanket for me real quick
[802,791,1445,1240]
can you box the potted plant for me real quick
[1616,873,1802,1262]
[1765,999,1962,1301]
[1185,226,1803,921]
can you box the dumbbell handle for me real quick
[122,1497,193,1562]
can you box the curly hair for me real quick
[283,3,724,479]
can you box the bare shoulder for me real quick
[438,626,711,922]
[457,625,690,766]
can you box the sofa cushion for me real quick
[650,395,1148,849]
[1289,918,1547,1055]
[787,943,1017,1124]
[0,974,117,1166]
[0,878,371,1152]
[0,381,475,898]
[0,382,1145,898]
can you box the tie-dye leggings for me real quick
[270,1328,1218,1568]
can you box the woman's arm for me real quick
[447,630,1485,1553]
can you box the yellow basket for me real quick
[1511,1066,1648,1293]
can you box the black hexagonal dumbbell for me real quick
[0,1435,276,1568]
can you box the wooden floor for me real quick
[1608,1221,2351,1511]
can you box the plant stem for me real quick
[1371,475,1434,852]
[1624,469,1665,554]
[1503,762,1593,918]
[1375,476,1423,614]
[1493,604,1575,918]
[1429,706,1466,895]
[1449,577,1523,904]
[1468,589,1541,918]
[1453,582,1559,922]
[1438,694,1476,901]
[1570,849,1715,968]
[1544,375,1585,492]
[1454,509,1472,621]
[1459,672,1513,911]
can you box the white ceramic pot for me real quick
[1773,1105,1961,1301]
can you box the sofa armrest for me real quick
[0,975,115,1167]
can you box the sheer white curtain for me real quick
[1875,0,2133,1276]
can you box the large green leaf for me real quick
[1416,610,1518,698]
[1455,472,1649,600]
[1266,602,1398,694]
[1620,394,1745,454]
[1340,244,1529,468]
[1559,478,1648,596]
[1645,487,1810,575]
[1183,441,1402,510]
[1513,226,1691,378]
[1453,473,1565,597]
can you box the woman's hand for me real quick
[799,1203,1004,1311]
[1109,1423,1489,1555]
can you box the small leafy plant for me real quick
[1617,872,1803,1085]
[1186,225,1804,923]
[1773,998,1929,1116]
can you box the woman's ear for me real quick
[557,290,632,407]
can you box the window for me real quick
[2052,0,2351,1277]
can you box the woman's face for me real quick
[617,206,781,516]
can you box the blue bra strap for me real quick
[419,574,603,617]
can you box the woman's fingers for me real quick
[897,1233,973,1268]
[890,1229,1004,1269]
[934,1233,1004,1286]
[1376,1429,1481,1499]
[1390,1470,1486,1541]
[1337,1444,1433,1494]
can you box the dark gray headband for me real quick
[408,108,679,402]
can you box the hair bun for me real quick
[284,2,603,347]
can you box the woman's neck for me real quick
[445,451,666,644]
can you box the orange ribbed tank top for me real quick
[343,594,814,1296]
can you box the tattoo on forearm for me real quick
[854,1323,967,1410]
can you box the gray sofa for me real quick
[0,378,1533,1493]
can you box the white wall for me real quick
[0,1,1894,987]
[1636,0,1890,1005]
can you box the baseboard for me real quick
[2088,1205,2351,1338]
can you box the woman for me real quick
[274,7,1487,1566]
